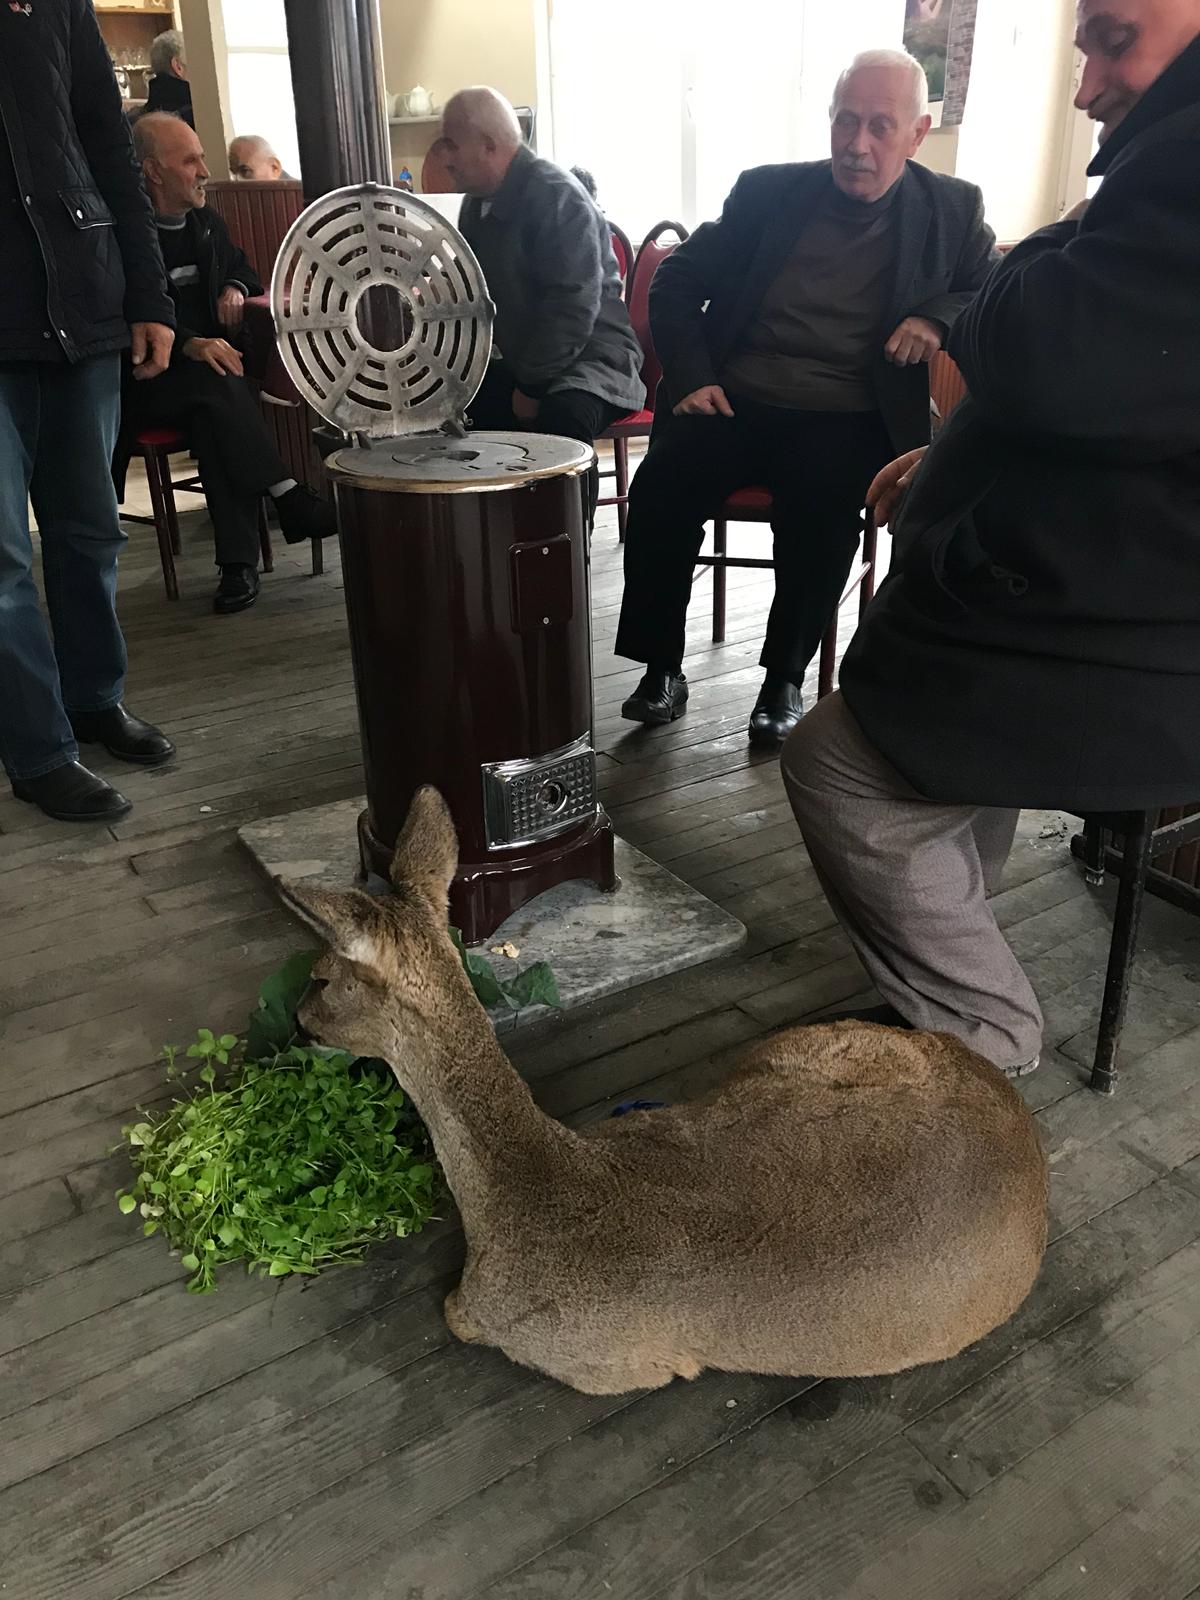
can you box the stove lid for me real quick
[270,185,494,441]
[325,430,594,492]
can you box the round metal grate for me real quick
[270,184,494,440]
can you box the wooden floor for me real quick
[2,460,1200,1600]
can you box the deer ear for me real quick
[275,880,384,971]
[390,786,459,911]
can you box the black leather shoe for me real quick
[214,564,260,615]
[748,673,804,748]
[12,761,131,822]
[621,668,688,727]
[71,704,175,766]
[273,484,336,545]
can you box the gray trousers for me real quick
[781,691,1044,1071]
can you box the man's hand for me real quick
[867,448,927,529]
[884,316,943,367]
[512,388,540,422]
[183,336,244,377]
[672,384,735,418]
[129,321,174,381]
[217,286,247,333]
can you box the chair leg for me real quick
[712,519,728,644]
[817,618,838,700]
[311,535,324,576]
[1081,816,1108,888]
[859,509,878,617]
[258,501,274,573]
[143,448,180,601]
[613,437,630,544]
[161,454,183,558]
[1091,811,1155,1096]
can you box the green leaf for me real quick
[199,1065,216,1085]
[268,1259,292,1276]
[217,1221,240,1246]
[246,950,318,1061]
[118,1193,137,1214]
[501,961,562,1012]
[180,1253,201,1271]
[218,1034,238,1050]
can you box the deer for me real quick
[279,786,1048,1397]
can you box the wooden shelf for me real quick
[388,114,441,126]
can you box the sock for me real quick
[268,478,298,499]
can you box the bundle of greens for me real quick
[117,935,559,1292]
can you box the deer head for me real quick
[275,787,474,1064]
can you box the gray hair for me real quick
[229,134,277,161]
[150,28,186,76]
[442,86,523,149]
[831,48,930,122]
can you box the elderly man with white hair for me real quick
[615,49,996,747]
[439,86,644,479]
[143,28,193,128]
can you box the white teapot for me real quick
[405,85,434,117]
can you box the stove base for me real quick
[358,806,617,946]
[239,797,746,1033]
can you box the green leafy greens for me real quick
[117,929,558,1292]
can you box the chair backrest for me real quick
[608,221,635,295]
[627,220,691,399]
[203,179,305,286]
[929,350,968,429]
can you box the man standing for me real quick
[128,114,334,614]
[440,87,644,452]
[1,0,176,823]
[143,29,193,128]
[783,0,1200,1078]
[615,50,996,747]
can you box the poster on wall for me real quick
[903,0,977,128]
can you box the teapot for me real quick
[405,85,434,117]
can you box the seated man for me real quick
[615,49,995,747]
[228,135,289,182]
[127,114,333,613]
[440,88,644,458]
[782,0,1200,1078]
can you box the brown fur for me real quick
[279,787,1049,1396]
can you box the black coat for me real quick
[648,160,996,454]
[840,38,1200,814]
[0,0,174,362]
[142,73,194,128]
[162,208,264,355]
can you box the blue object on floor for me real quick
[610,1099,667,1117]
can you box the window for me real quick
[221,0,300,179]
[548,0,900,239]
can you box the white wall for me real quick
[954,0,1081,241]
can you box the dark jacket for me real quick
[460,146,645,414]
[649,160,996,453]
[162,206,264,356]
[0,0,174,362]
[142,72,194,128]
[839,38,1200,813]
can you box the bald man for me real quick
[440,87,643,468]
[782,0,1200,1079]
[228,136,288,182]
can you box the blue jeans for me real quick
[0,356,127,781]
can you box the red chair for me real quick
[121,428,272,602]
[695,495,879,701]
[695,350,970,694]
[597,219,690,542]
[608,220,635,295]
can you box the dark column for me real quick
[283,0,391,198]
